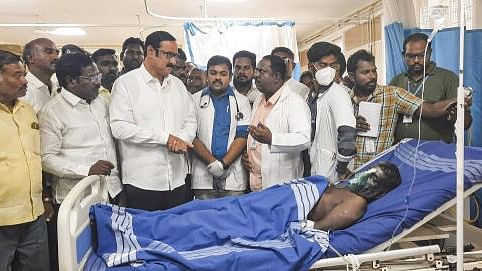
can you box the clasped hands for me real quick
[207,160,231,178]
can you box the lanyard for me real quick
[407,74,430,96]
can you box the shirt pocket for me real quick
[22,126,41,155]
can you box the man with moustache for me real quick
[232,50,261,104]
[191,55,251,199]
[92,48,119,98]
[120,37,145,75]
[244,55,311,191]
[348,49,458,168]
[39,53,122,270]
[110,31,196,211]
[0,50,49,271]
[389,33,471,143]
[21,38,60,114]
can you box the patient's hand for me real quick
[356,115,370,132]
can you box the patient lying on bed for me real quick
[88,162,400,271]
[308,161,401,231]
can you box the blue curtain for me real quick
[385,23,482,226]
[385,24,482,147]
[384,22,407,81]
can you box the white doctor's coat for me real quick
[250,84,311,189]
[191,89,252,191]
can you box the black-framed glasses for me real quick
[157,50,179,59]
[404,52,426,60]
[78,73,102,83]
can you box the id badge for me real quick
[403,115,413,124]
[250,139,258,150]
[365,138,376,153]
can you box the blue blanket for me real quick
[88,178,330,271]
[324,139,482,257]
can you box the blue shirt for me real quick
[201,86,248,161]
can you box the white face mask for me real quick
[314,66,336,86]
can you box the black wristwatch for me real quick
[220,160,230,170]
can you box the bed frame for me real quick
[309,183,482,269]
[57,176,482,271]
[57,175,108,271]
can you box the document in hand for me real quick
[357,101,381,138]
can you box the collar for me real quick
[349,85,382,104]
[403,61,437,82]
[264,83,285,105]
[201,85,235,98]
[139,63,172,86]
[60,88,88,106]
[0,99,28,114]
[26,72,48,90]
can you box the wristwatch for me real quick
[220,160,230,170]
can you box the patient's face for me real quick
[341,162,400,202]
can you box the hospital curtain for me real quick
[183,21,302,80]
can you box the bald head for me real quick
[23,38,59,73]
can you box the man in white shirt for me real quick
[191,55,251,199]
[39,52,122,271]
[232,50,261,104]
[271,47,310,99]
[244,55,311,191]
[305,42,356,183]
[21,38,60,114]
[110,31,196,211]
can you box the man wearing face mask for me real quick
[304,42,356,182]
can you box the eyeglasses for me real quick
[404,53,426,60]
[78,73,102,83]
[157,50,179,60]
[312,61,339,70]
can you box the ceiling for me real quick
[0,0,374,49]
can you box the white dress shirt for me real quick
[39,90,122,203]
[287,78,310,100]
[110,64,197,191]
[309,83,356,183]
[21,72,58,114]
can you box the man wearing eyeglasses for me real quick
[389,32,472,144]
[110,31,196,211]
[21,38,60,114]
[38,53,122,271]
[304,42,356,183]
[271,47,310,99]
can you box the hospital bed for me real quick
[57,140,482,270]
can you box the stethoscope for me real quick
[200,93,244,121]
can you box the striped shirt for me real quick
[349,85,422,168]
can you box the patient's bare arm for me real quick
[308,189,367,231]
